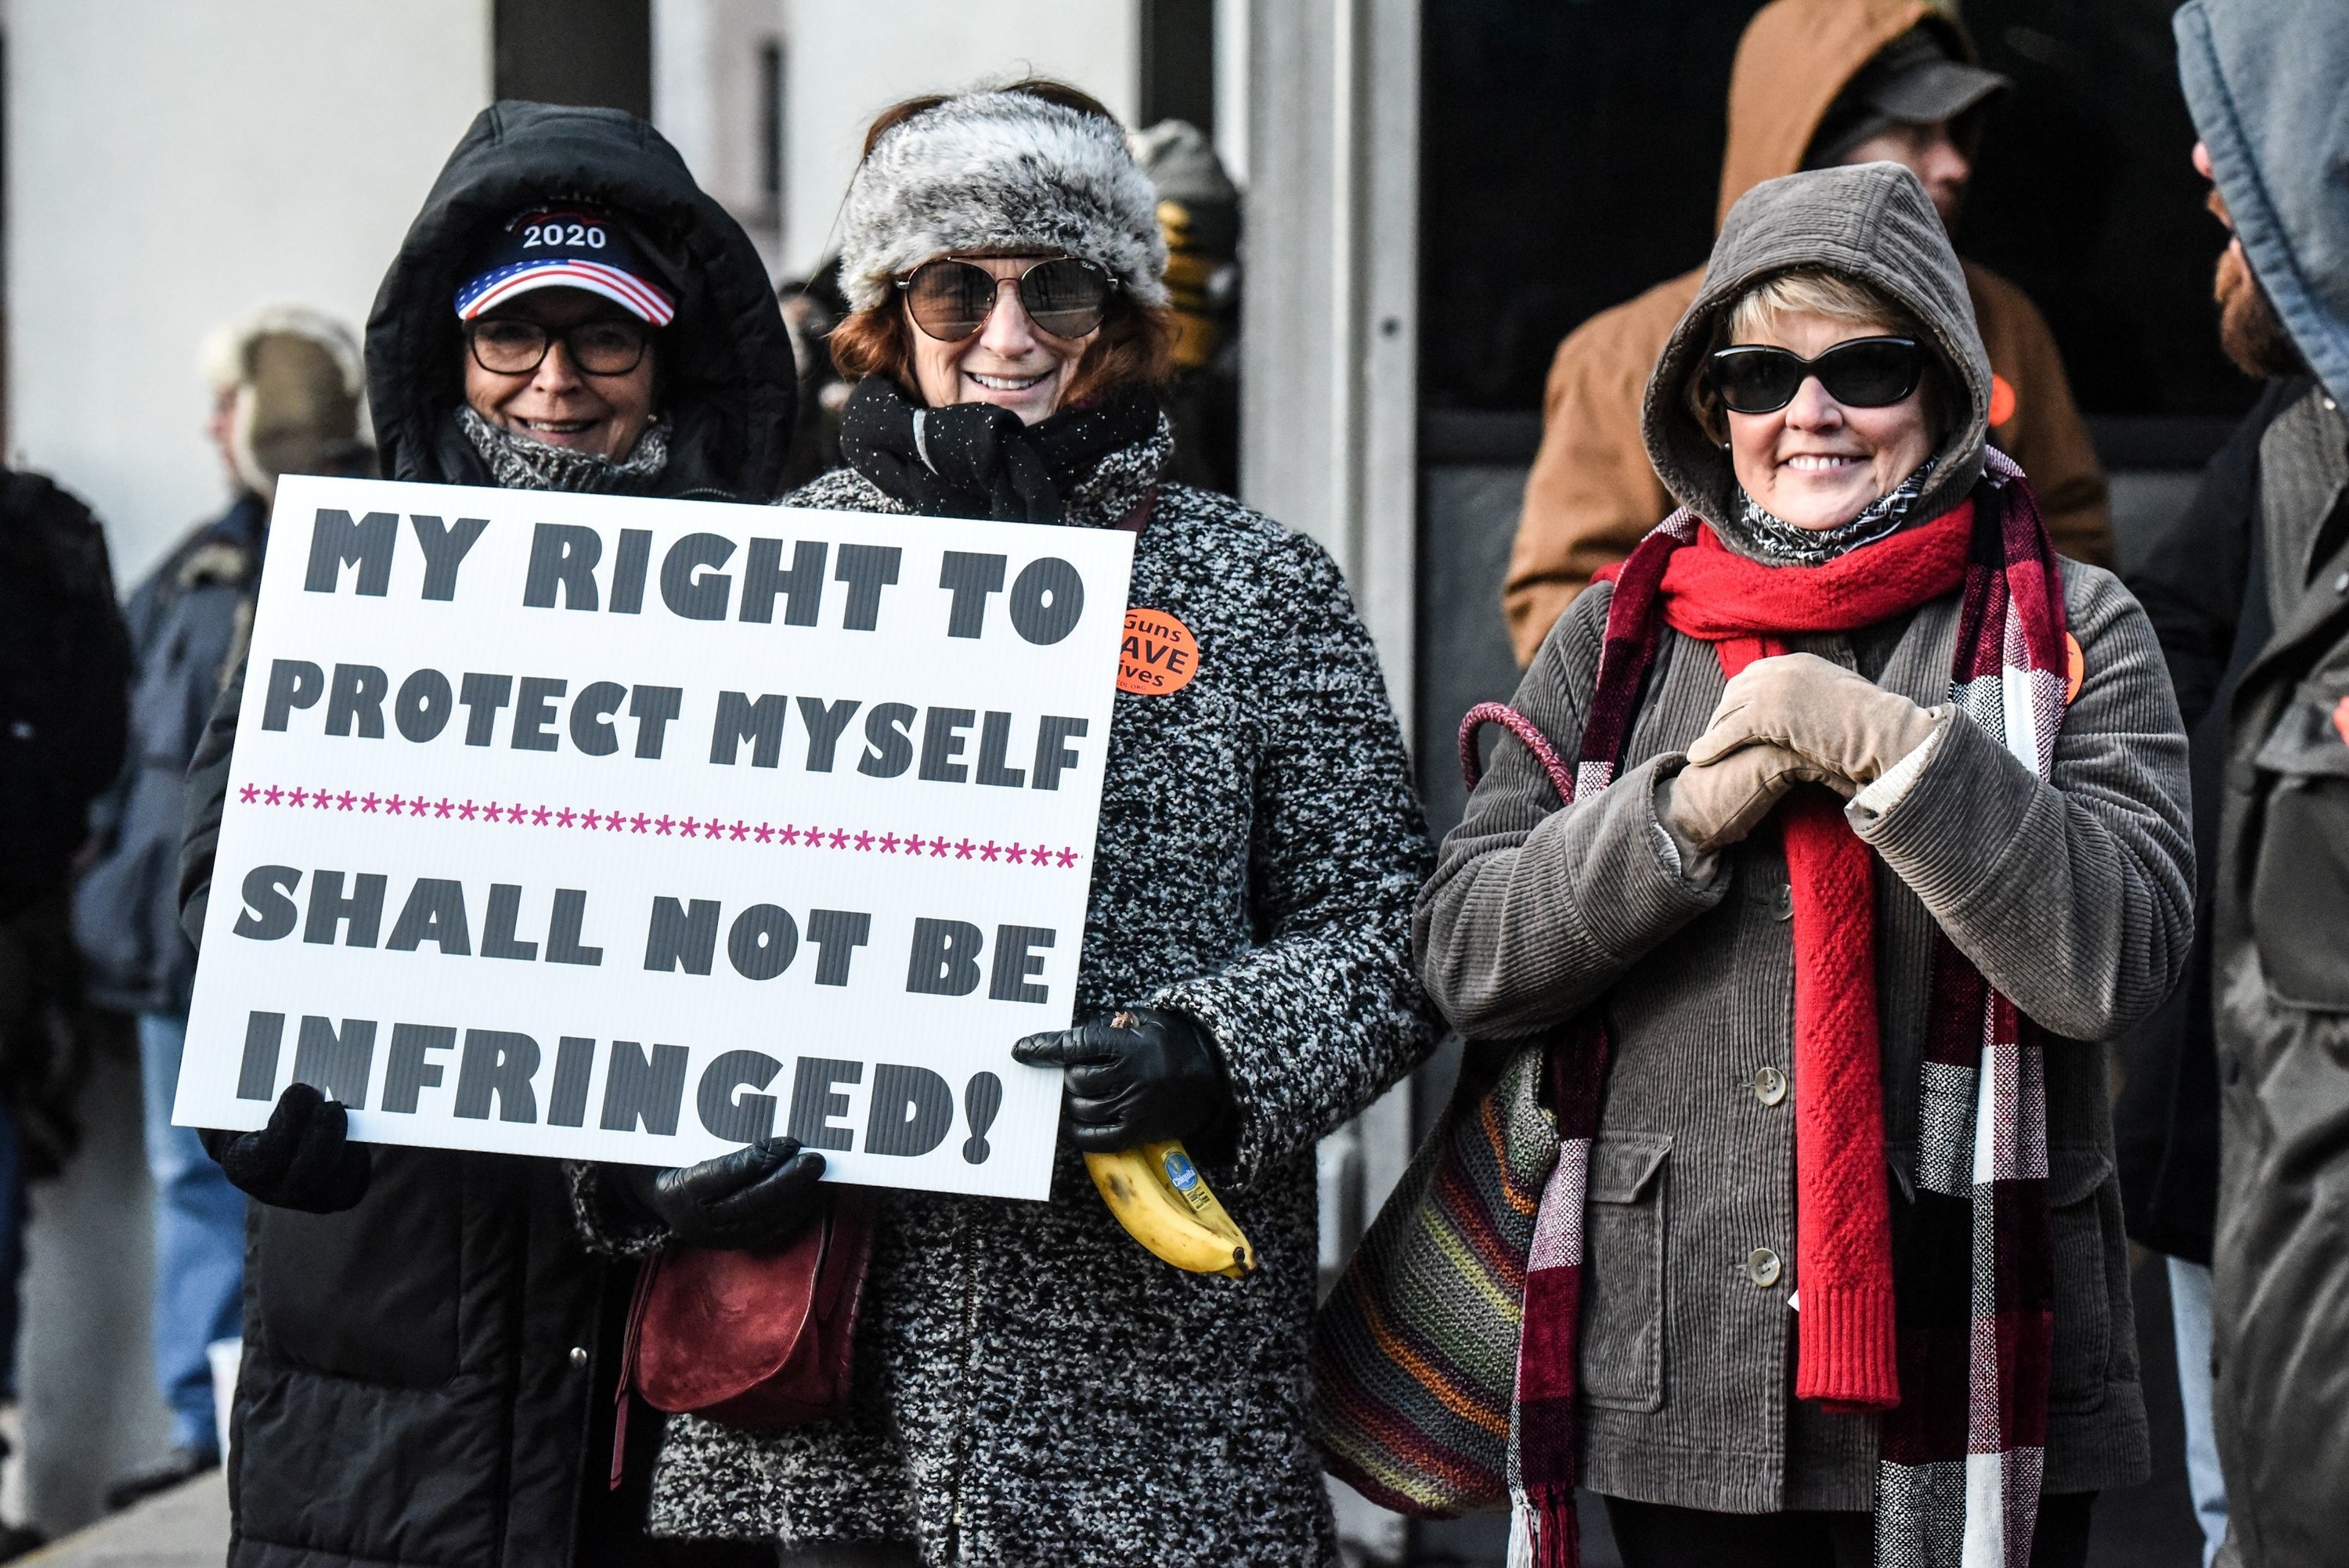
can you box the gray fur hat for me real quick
[837,90,1169,315]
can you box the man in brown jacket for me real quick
[1501,0,2113,665]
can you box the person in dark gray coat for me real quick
[76,305,368,1508]
[175,103,801,1568]
[1416,161,2191,1566]
[2173,3,2349,1563]
[568,81,1438,1568]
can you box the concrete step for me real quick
[16,1472,226,1568]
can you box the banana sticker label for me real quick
[1118,608,1197,695]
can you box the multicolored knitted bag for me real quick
[1311,1037,1556,1514]
[1311,705,1579,1516]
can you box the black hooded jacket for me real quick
[181,103,793,1568]
[367,100,793,501]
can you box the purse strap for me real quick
[610,1249,665,1491]
[1457,701,1575,799]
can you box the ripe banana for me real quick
[1085,1141,1256,1278]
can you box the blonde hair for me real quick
[1726,267,1916,342]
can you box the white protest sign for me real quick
[178,475,1133,1201]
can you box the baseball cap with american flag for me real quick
[453,205,677,326]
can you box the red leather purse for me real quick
[611,1189,875,1484]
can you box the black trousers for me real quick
[1606,1491,2095,1568]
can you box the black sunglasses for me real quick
[1706,337,1925,415]
[466,316,652,377]
[897,255,1118,342]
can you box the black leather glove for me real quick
[615,1137,826,1250]
[1011,1006,1237,1158]
[199,1082,371,1213]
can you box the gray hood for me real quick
[1641,161,1990,535]
[2176,0,2349,406]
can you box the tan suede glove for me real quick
[1658,742,1849,858]
[1685,652,1944,787]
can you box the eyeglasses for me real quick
[1706,337,1925,415]
[897,256,1118,342]
[465,316,652,377]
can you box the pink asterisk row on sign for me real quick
[231,780,1084,871]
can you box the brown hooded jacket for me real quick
[1499,0,2113,665]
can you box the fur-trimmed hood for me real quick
[1641,161,1991,533]
[836,91,1168,315]
[200,305,371,499]
[366,100,796,502]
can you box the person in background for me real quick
[566,80,1434,1567]
[776,258,850,492]
[74,305,368,1510]
[2167,2,2349,1563]
[1131,119,1240,495]
[2109,116,2326,1556]
[1501,0,2113,665]
[175,103,800,1568]
[0,463,127,1559]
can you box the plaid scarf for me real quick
[1502,452,2067,1568]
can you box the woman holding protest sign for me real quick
[558,81,1438,1566]
[176,103,803,1568]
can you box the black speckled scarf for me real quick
[459,406,670,494]
[839,377,1161,523]
[1725,456,1939,567]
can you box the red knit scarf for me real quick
[1649,502,1974,1413]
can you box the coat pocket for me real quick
[2048,1145,2116,1412]
[2250,679,2349,1011]
[255,1148,463,1387]
[1579,1132,1672,1413]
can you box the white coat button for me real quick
[1754,1066,1788,1105]
[569,1346,589,1371]
[1747,1248,1784,1288]
[1774,885,1794,921]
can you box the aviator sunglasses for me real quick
[897,255,1119,342]
[1705,336,1925,415]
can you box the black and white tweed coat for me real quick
[579,424,1438,1566]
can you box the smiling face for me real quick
[1723,308,1936,532]
[462,287,657,460]
[906,254,1099,424]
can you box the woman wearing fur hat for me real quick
[1409,162,2189,1566]
[568,80,1437,1566]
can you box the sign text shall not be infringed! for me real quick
[176,475,1135,1201]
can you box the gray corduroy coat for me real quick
[1415,164,2193,1513]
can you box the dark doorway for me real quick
[494,0,651,119]
[1141,0,1216,135]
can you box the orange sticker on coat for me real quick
[1119,608,1198,695]
[1989,373,2018,428]
[2065,633,2084,705]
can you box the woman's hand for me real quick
[1012,1007,1237,1159]
[616,1138,827,1250]
[1660,743,1848,856]
[200,1082,372,1213]
[1688,651,1943,786]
